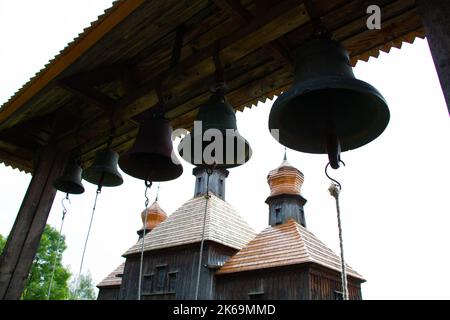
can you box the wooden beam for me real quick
[213,0,294,66]
[53,0,308,156]
[0,143,68,299]
[0,140,33,172]
[114,0,308,121]
[416,0,450,114]
[171,25,186,68]
[59,67,140,127]
[59,80,117,112]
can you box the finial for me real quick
[283,147,287,161]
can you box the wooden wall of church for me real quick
[97,286,121,300]
[215,264,364,300]
[215,265,310,300]
[309,265,363,300]
[119,241,237,300]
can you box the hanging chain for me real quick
[76,185,101,298]
[138,179,152,300]
[326,162,349,300]
[47,193,70,300]
[194,166,213,300]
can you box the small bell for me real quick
[119,114,183,181]
[268,38,390,168]
[82,148,123,187]
[178,91,252,169]
[53,156,85,194]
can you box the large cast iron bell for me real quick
[119,113,183,181]
[269,38,390,168]
[82,148,123,187]
[178,91,252,169]
[53,156,85,194]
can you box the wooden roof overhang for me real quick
[0,0,425,173]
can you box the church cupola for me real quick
[137,201,167,239]
[265,152,307,227]
[193,166,229,200]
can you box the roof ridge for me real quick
[287,219,315,264]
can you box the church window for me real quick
[196,177,202,196]
[143,274,153,293]
[275,208,282,225]
[219,179,224,197]
[168,272,177,292]
[156,266,166,292]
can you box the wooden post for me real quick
[0,143,67,300]
[416,0,450,114]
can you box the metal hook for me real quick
[144,179,152,207]
[325,160,346,191]
[61,193,71,214]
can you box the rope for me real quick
[194,167,212,300]
[326,162,349,300]
[137,180,152,300]
[47,193,70,300]
[76,186,101,297]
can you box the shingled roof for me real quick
[216,219,364,280]
[97,263,125,288]
[123,194,256,256]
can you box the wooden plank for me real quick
[213,0,294,65]
[0,143,67,299]
[113,0,308,121]
[343,8,423,64]
[54,1,309,155]
[0,140,33,172]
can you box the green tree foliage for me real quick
[0,234,5,253]
[21,225,71,300]
[69,272,97,300]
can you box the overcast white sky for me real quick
[1,1,449,300]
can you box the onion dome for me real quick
[140,201,167,232]
[267,152,304,198]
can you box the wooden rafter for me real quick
[213,0,294,66]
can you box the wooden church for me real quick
[97,157,365,300]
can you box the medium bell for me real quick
[178,91,252,169]
[53,156,85,194]
[119,114,183,181]
[82,148,123,187]
[269,38,390,167]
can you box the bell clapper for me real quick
[326,134,342,170]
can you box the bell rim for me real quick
[269,76,390,154]
[118,153,184,182]
[81,168,124,187]
[274,76,388,107]
[53,179,85,194]
[177,132,252,168]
